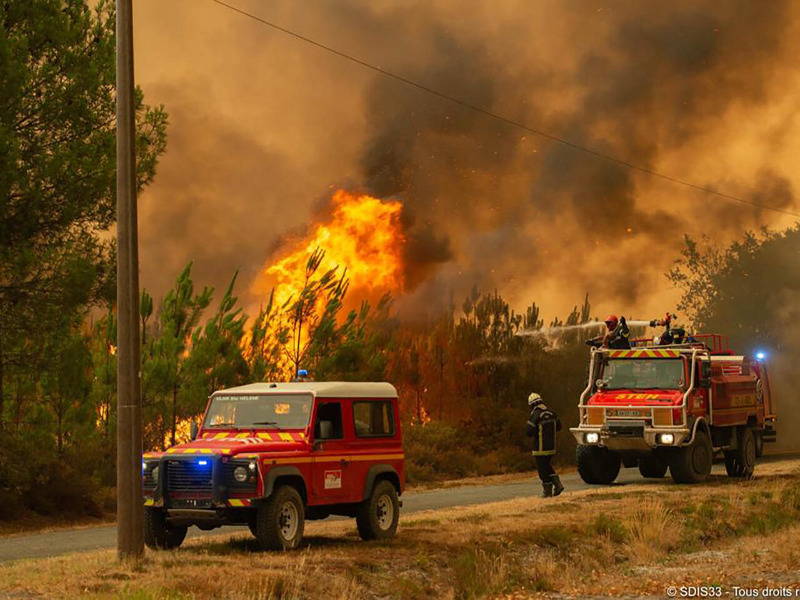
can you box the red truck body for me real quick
[570,335,776,484]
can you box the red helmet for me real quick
[604,315,619,329]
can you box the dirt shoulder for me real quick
[1,459,799,599]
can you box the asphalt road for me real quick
[2,454,797,563]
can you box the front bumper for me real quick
[571,424,691,451]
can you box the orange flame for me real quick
[246,190,406,377]
[262,190,406,309]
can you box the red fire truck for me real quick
[570,334,777,484]
[142,382,404,551]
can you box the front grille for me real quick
[143,468,157,489]
[166,459,213,494]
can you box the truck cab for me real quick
[570,336,775,485]
[142,382,404,551]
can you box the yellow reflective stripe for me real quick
[263,453,404,466]
[279,433,294,442]
[256,433,272,440]
[144,499,154,506]
[228,499,245,507]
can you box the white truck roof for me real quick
[211,381,398,399]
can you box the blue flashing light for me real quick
[755,351,767,362]
[298,369,308,377]
[198,460,208,466]
[142,461,146,472]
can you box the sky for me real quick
[131,0,800,324]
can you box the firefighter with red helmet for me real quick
[526,393,564,498]
[586,315,631,349]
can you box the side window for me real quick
[352,401,395,438]
[314,402,343,440]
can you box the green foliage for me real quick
[0,0,167,518]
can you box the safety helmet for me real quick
[528,392,543,407]
[604,315,619,329]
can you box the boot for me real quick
[541,482,553,498]
[551,474,564,497]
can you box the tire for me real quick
[144,507,187,550]
[638,454,668,478]
[754,431,764,458]
[724,427,756,479]
[669,428,713,484]
[254,485,305,551]
[576,444,621,485]
[356,480,400,541]
[248,514,258,538]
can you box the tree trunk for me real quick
[0,325,4,432]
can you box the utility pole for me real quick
[116,0,144,559]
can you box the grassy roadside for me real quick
[1,465,799,599]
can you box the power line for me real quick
[209,0,800,219]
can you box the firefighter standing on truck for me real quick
[526,393,564,498]
[586,315,631,349]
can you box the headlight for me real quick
[658,433,675,445]
[585,432,600,444]
[151,465,159,481]
[233,466,249,483]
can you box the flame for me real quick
[164,416,198,448]
[246,191,405,376]
[262,190,406,310]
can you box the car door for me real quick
[310,400,350,502]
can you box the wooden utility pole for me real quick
[116,0,144,559]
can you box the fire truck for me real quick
[142,382,404,551]
[570,334,777,484]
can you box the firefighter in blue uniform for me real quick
[526,393,564,497]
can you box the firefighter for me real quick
[586,315,631,349]
[526,393,564,497]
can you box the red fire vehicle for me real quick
[570,334,777,484]
[142,382,404,550]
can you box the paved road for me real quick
[3,454,797,563]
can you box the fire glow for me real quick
[258,190,406,310]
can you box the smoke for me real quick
[134,0,800,321]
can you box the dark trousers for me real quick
[535,455,556,483]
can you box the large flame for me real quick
[247,190,406,376]
[259,190,406,310]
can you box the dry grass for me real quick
[2,462,800,599]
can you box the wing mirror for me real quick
[190,420,198,441]
[313,420,334,450]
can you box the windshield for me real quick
[203,394,312,430]
[600,358,684,390]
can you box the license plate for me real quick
[612,409,643,418]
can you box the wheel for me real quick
[254,485,305,550]
[669,429,713,484]
[754,431,764,458]
[248,514,258,538]
[144,507,187,550]
[638,454,668,478]
[724,427,756,479]
[576,444,621,485]
[356,480,400,541]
